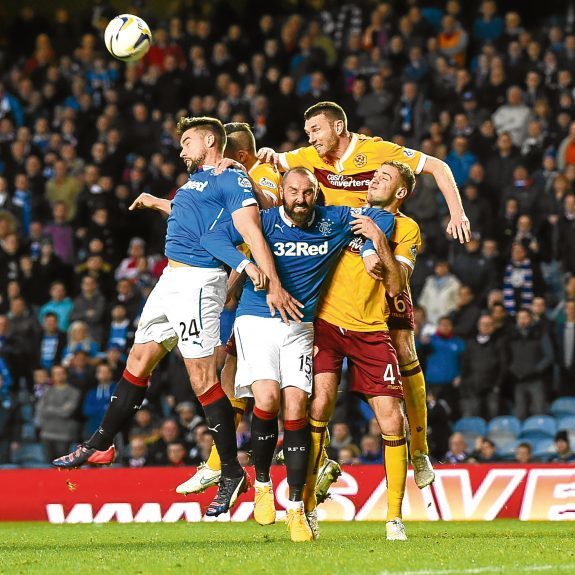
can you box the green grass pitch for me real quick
[1,521,573,575]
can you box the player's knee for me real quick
[396,340,417,366]
[309,395,333,421]
[126,344,153,377]
[254,393,280,414]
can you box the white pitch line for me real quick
[375,564,575,575]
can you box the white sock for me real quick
[285,499,303,511]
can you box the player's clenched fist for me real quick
[245,263,268,291]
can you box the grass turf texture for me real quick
[0,521,573,575]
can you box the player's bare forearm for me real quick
[129,193,171,215]
[422,156,470,243]
[371,235,404,298]
[232,207,280,285]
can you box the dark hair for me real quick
[517,442,532,452]
[176,116,226,153]
[382,160,416,197]
[223,122,256,155]
[303,101,347,128]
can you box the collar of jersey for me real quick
[190,165,215,176]
[279,205,316,228]
[334,133,358,173]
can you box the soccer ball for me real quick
[104,14,152,62]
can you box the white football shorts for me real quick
[233,314,314,398]
[135,265,227,359]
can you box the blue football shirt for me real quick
[201,205,395,322]
[165,166,257,267]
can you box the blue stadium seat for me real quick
[557,415,575,433]
[533,438,557,461]
[454,417,487,447]
[487,415,521,437]
[491,437,517,458]
[550,397,575,418]
[519,415,557,440]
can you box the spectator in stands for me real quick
[129,406,161,446]
[492,86,530,147]
[82,363,114,438]
[124,436,149,468]
[421,316,465,414]
[338,445,360,465]
[426,388,452,461]
[0,390,20,464]
[70,275,106,345]
[419,260,462,326]
[460,314,504,419]
[445,432,470,463]
[505,308,554,420]
[449,285,482,339]
[557,121,575,170]
[358,435,382,465]
[472,437,500,463]
[549,430,575,463]
[62,320,100,366]
[329,422,353,459]
[555,299,575,397]
[43,202,74,265]
[514,441,532,463]
[38,281,72,332]
[174,401,203,447]
[38,312,66,370]
[36,364,80,463]
[445,136,478,187]
[503,243,536,316]
[485,132,520,199]
[166,441,191,467]
[558,194,575,277]
[148,419,183,465]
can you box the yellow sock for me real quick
[400,360,429,458]
[230,397,248,428]
[302,417,329,512]
[383,434,407,521]
[205,397,248,471]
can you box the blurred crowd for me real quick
[1,0,575,467]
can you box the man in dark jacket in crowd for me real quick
[460,314,505,419]
[505,308,554,419]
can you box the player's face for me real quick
[367,165,404,207]
[180,128,208,173]
[304,114,340,158]
[281,172,318,226]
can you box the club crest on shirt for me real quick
[353,153,367,167]
[410,244,418,258]
[318,218,333,236]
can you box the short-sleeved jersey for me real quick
[200,205,395,322]
[165,166,257,268]
[317,212,421,332]
[277,133,426,208]
[249,160,282,205]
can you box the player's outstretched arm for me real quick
[200,223,268,291]
[421,155,470,244]
[129,193,171,215]
[231,206,303,324]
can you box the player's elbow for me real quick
[424,155,449,176]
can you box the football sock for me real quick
[231,397,248,427]
[302,417,329,511]
[205,397,247,471]
[87,369,148,451]
[251,406,279,483]
[401,360,429,458]
[198,383,242,478]
[284,418,310,501]
[383,434,407,520]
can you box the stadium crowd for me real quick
[0,0,575,468]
